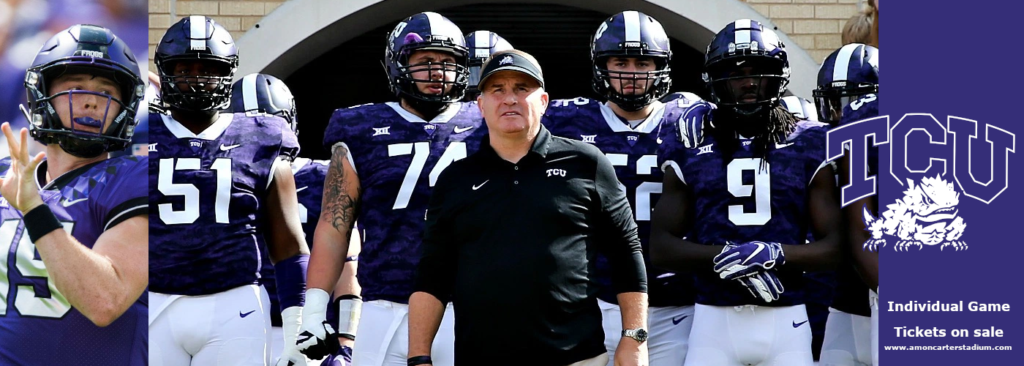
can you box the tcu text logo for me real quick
[827,114,1016,251]
[546,169,566,178]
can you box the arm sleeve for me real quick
[413,166,460,304]
[593,152,647,294]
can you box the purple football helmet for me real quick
[465,30,513,97]
[23,24,144,158]
[229,73,298,135]
[155,16,239,112]
[591,11,672,111]
[384,12,469,111]
[813,43,878,123]
[780,96,818,121]
[702,19,790,116]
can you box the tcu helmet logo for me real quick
[827,114,1016,251]
[546,169,566,178]
[499,55,514,66]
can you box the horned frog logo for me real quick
[863,175,967,251]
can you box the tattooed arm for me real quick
[307,143,362,293]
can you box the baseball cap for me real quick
[477,50,545,89]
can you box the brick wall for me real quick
[740,0,864,63]
[147,0,864,72]
[148,0,287,72]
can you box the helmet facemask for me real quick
[812,81,878,124]
[593,56,671,112]
[25,63,142,158]
[157,57,236,112]
[706,56,789,117]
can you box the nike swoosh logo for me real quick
[672,315,689,325]
[744,245,764,264]
[454,126,474,134]
[775,142,794,149]
[793,320,808,328]
[296,186,308,192]
[221,143,242,151]
[62,198,88,207]
[737,60,746,66]
[240,310,255,318]
[472,180,489,190]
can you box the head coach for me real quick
[407,49,650,366]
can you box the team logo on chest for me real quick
[697,144,714,156]
[626,134,639,147]
[581,135,597,144]
[546,168,567,177]
[424,124,437,137]
[373,126,391,136]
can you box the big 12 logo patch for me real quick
[826,114,1016,251]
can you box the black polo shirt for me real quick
[415,125,647,365]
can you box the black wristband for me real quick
[339,332,356,341]
[407,355,432,366]
[24,205,63,242]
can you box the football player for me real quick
[463,30,513,101]
[148,16,309,366]
[230,73,360,366]
[298,12,487,366]
[781,95,837,362]
[542,11,698,366]
[813,43,879,366]
[651,19,842,366]
[0,24,147,365]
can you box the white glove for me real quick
[296,289,339,360]
[275,306,308,366]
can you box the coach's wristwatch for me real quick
[621,328,648,343]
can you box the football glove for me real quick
[713,241,785,280]
[738,270,785,302]
[297,289,340,360]
[275,306,308,366]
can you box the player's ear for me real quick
[539,91,549,114]
[477,94,484,112]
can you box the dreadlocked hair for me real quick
[710,105,800,172]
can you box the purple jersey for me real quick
[0,156,148,365]
[660,109,832,307]
[830,92,879,316]
[259,157,330,326]
[543,97,699,307]
[322,102,486,303]
[149,112,300,296]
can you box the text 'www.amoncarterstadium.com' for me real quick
[884,345,1013,351]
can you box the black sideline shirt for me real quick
[415,125,647,365]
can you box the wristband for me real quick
[407,355,432,366]
[24,205,62,242]
[336,294,362,340]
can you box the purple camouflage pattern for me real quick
[659,106,832,307]
[323,102,486,303]
[149,112,299,296]
[0,155,148,365]
[543,96,696,307]
[829,92,879,316]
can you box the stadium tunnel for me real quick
[235,0,820,158]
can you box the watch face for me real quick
[635,328,648,342]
